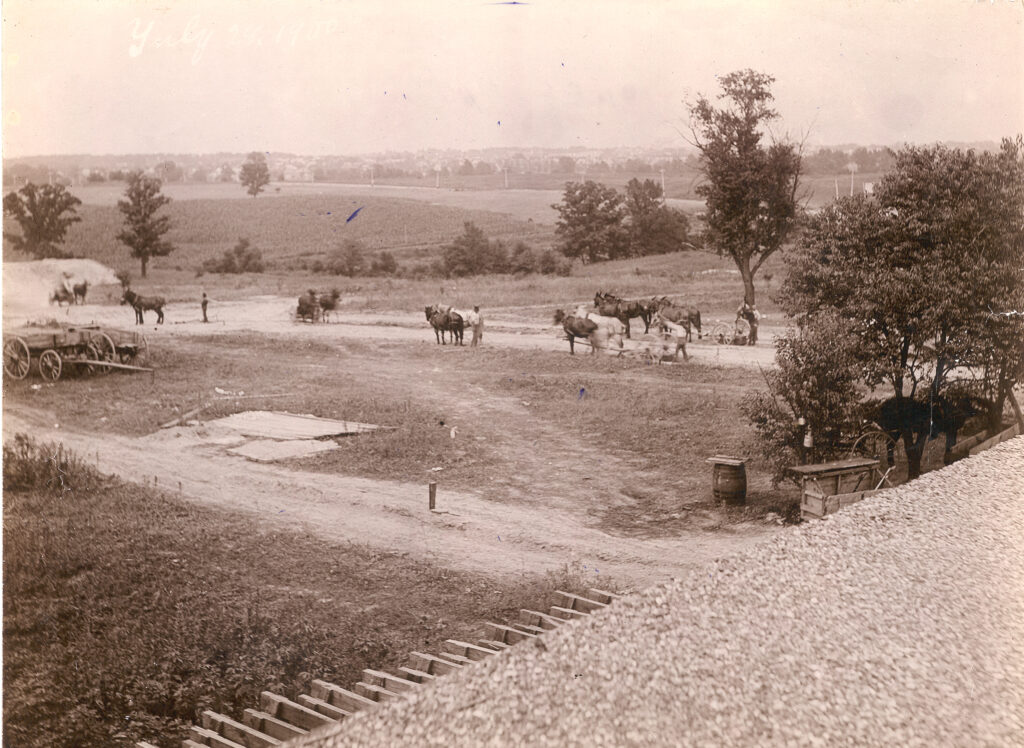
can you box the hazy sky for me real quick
[2,0,1022,157]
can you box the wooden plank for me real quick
[485,622,537,644]
[555,590,608,613]
[188,726,247,748]
[511,623,547,636]
[549,606,590,621]
[436,651,474,666]
[408,651,463,675]
[587,588,622,604]
[310,679,379,712]
[362,668,420,691]
[520,609,565,630]
[353,682,401,702]
[183,741,207,748]
[443,639,499,661]
[201,710,282,748]
[397,666,437,683]
[296,694,352,721]
[948,430,988,459]
[477,639,511,651]
[259,692,335,731]
[242,709,308,742]
[970,423,1021,456]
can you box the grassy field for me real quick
[2,436,603,747]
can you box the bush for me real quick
[369,250,398,276]
[328,239,366,277]
[2,434,100,494]
[741,313,863,485]
[201,238,264,274]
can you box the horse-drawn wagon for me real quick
[708,318,752,346]
[3,325,150,381]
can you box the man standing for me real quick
[201,292,209,323]
[470,305,484,347]
[736,301,759,345]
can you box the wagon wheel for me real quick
[849,428,900,483]
[131,335,150,365]
[81,343,104,376]
[734,318,751,343]
[89,332,116,373]
[3,336,31,380]
[38,349,62,381]
[710,323,732,345]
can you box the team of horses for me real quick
[296,289,342,323]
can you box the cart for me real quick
[709,318,751,346]
[3,325,149,381]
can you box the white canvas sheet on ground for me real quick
[228,438,339,463]
[209,410,380,439]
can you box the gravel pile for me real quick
[288,437,1024,747]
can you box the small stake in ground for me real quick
[429,482,437,511]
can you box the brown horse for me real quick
[651,297,702,342]
[319,289,341,322]
[426,305,464,345]
[297,290,320,323]
[72,280,89,305]
[594,291,649,337]
[554,308,607,355]
[121,288,165,324]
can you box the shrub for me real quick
[369,250,398,276]
[201,237,265,274]
[741,313,863,485]
[328,239,366,277]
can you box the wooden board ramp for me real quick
[145,589,616,748]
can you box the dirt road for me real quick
[4,296,780,589]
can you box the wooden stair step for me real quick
[296,694,351,721]
[554,590,608,613]
[188,726,247,748]
[408,651,462,675]
[310,679,378,712]
[354,681,401,702]
[362,668,420,692]
[520,609,566,630]
[485,622,537,644]
[242,709,308,742]
[397,666,437,683]
[201,710,281,748]
[443,639,499,661]
[549,605,590,621]
[588,588,622,604]
[259,692,335,731]
[511,623,547,636]
[477,639,510,650]
[436,651,474,666]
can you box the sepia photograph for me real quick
[2,0,1023,745]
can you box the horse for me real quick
[426,306,464,345]
[72,280,89,305]
[121,288,166,324]
[593,291,649,338]
[651,297,702,342]
[319,289,341,322]
[554,309,623,355]
[49,286,75,308]
[297,290,320,323]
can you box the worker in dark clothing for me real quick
[736,301,759,345]
[201,292,209,323]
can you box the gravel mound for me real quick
[289,437,1024,747]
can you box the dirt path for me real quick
[4,295,781,590]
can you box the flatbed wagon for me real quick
[3,325,150,381]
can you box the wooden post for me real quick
[428,482,437,510]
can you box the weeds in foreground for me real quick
[2,436,615,748]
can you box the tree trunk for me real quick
[140,255,148,278]
[737,255,756,306]
[903,429,927,480]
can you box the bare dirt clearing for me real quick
[4,296,785,590]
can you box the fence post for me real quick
[428,482,437,511]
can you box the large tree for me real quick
[780,139,1024,478]
[3,183,82,258]
[551,180,628,263]
[117,171,174,278]
[240,152,271,197]
[690,69,802,305]
[623,178,691,256]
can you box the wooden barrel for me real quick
[709,457,747,505]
